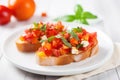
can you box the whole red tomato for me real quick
[8,0,35,21]
[0,5,12,25]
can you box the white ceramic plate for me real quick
[2,22,114,76]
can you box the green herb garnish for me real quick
[54,15,75,22]
[48,36,55,42]
[40,24,46,31]
[40,39,45,43]
[60,31,66,35]
[77,44,83,49]
[33,22,39,28]
[54,4,97,25]
[72,27,82,33]
[61,37,72,48]
[70,31,79,41]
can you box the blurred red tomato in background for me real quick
[0,5,12,25]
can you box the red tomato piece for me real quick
[38,47,52,56]
[52,49,61,57]
[70,38,78,46]
[46,28,58,37]
[88,32,97,47]
[32,30,41,37]
[51,38,63,49]
[41,12,47,17]
[55,21,64,32]
[64,33,70,39]
[60,48,71,55]
[44,48,52,56]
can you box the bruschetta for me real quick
[35,27,98,66]
[16,21,64,52]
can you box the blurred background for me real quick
[0,0,120,42]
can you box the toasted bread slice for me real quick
[36,43,98,66]
[16,39,41,52]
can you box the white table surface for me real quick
[0,0,120,80]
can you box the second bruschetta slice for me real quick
[16,21,65,52]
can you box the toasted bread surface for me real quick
[16,39,41,52]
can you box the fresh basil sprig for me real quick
[54,15,75,22]
[54,4,97,25]
[74,4,83,19]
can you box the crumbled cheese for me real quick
[71,47,79,54]
[41,41,45,46]
[41,35,47,40]
[55,34,62,38]
[81,40,89,47]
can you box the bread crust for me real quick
[16,39,41,52]
[36,54,74,66]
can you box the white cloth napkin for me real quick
[58,42,120,80]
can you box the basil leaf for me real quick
[40,40,45,43]
[40,24,46,31]
[72,27,82,33]
[74,4,83,19]
[61,37,72,48]
[48,36,55,42]
[54,15,75,22]
[61,31,66,35]
[82,12,97,19]
[80,18,89,25]
[77,44,83,49]
[33,22,39,27]
[70,31,79,41]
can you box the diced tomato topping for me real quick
[55,21,64,32]
[82,33,89,41]
[20,21,98,57]
[52,49,61,57]
[77,33,83,40]
[82,29,87,34]
[38,47,52,56]
[46,28,58,37]
[44,49,52,56]
[51,38,63,49]
[23,33,37,43]
[60,48,71,55]
[88,32,97,46]
[64,33,70,39]
[42,42,52,50]
[32,29,41,37]
[70,38,79,46]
